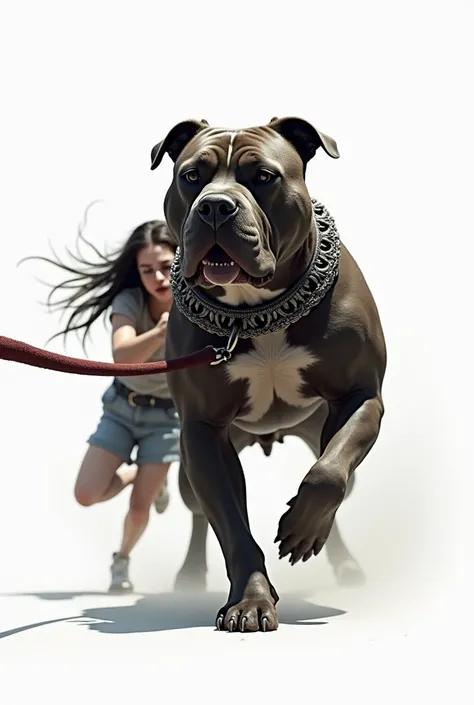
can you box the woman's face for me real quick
[137,243,175,305]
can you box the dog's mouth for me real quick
[190,245,273,288]
[201,245,241,286]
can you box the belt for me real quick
[113,379,175,410]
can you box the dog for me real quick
[150,116,386,632]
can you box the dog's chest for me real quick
[225,330,320,423]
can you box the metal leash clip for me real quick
[209,325,240,366]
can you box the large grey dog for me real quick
[150,116,386,632]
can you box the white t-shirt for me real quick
[110,287,171,398]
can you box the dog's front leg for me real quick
[276,393,384,564]
[181,419,279,632]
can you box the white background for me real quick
[0,0,472,697]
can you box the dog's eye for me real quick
[182,169,199,184]
[255,169,276,184]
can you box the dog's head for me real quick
[150,117,339,292]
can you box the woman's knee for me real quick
[128,475,160,523]
[74,445,123,507]
[74,482,98,507]
[131,462,169,505]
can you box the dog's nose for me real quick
[197,194,238,228]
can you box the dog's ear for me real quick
[150,119,209,171]
[268,116,339,162]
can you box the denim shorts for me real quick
[87,382,181,466]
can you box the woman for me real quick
[27,218,180,593]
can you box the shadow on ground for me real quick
[0,591,346,637]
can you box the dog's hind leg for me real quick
[291,412,366,587]
[174,461,209,592]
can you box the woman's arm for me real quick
[111,312,168,364]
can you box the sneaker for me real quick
[154,477,170,514]
[108,552,134,593]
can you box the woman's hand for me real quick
[155,312,169,339]
[111,313,168,365]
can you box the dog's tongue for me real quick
[203,263,240,285]
[202,247,240,286]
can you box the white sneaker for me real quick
[108,552,134,593]
[154,477,170,514]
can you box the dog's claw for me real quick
[228,617,236,633]
[216,615,224,631]
[240,616,247,632]
[262,616,268,632]
[279,545,290,559]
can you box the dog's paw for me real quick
[216,598,278,633]
[275,478,346,565]
[216,572,279,633]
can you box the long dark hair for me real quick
[20,207,177,350]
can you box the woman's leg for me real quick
[73,443,139,594]
[118,462,170,558]
[77,385,137,506]
[109,462,169,593]
[108,406,179,592]
[74,445,136,506]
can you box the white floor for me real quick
[0,437,470,702]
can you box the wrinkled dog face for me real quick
[150,117,339,290]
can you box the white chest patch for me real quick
[226,330,319,423]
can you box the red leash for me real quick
[0,330,238,377]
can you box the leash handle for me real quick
[0,326,240,377]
